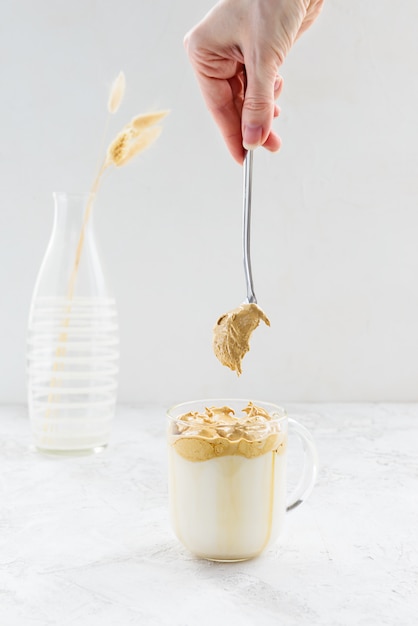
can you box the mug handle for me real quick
[286,418,319,512]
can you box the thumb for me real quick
[242,65,277,150]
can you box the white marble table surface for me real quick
[0,403,417,625]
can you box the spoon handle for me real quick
[243,149,257,304]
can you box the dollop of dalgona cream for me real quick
[212,303,270,375]
[170,402,286,462]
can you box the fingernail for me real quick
[274,77,281,92]
[243,124,263,149]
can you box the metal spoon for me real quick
[243,149,256,304]
[212,148,270,374]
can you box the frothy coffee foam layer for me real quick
[170,402,286,462]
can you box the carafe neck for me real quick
[52,192,95,234]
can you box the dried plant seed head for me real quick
[114,126,163,167]
[107,71,126,114]
[106,129,131,166]
[130,110,170,133]
[104,105,167,168]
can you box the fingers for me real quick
[184,25,246,162]
[262,131,282,152]
[185,19,284,162]
[274,75,284,99]
[264,86,282,153]
[195,71,282,163]
[273,76,283,118]
[194,72,246,164]
[242,64,283,151]
[193,69,282,162]
[250,77,282,155]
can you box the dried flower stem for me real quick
[44,73,167,428]
[67,160,107,300]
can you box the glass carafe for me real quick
[27,192,119,453]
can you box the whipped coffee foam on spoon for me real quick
[213,303,270,375]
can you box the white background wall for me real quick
[1,0,418,405]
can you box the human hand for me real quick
[184,0,324,163]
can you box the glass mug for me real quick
[167,399,318,562]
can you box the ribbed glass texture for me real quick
[27,193,119,453]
